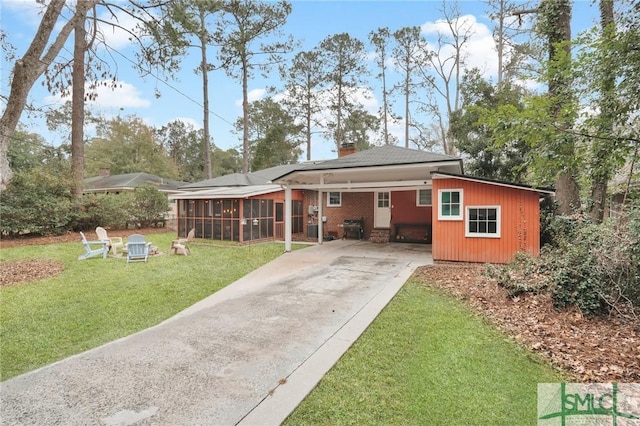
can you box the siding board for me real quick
[432,178,541,264]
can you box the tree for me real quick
[251,127,301,171]
[236,97,302,170]
[450,69,529,181]
[85,115,179,178]
[369,27,395,146]
[316,33,369,153]
[417,1,475,155]
[213,0,296,173]
[342,109,380,152]
[486,0,535,86]
[156,119,211,182]
[0,0,86,191]
[279,50,324,161]
[144,1,223,180]
[391,26,429,148]
[538,0,581,214]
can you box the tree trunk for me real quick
[0,0,74,191]
[589,0,616,222]
[199,8,213,179]
[71,1,90,199]
[545,0,580,215]
[242,55,250,174]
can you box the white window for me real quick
[327,191,341,207]
[417,189,432,206]
[377,191,390,207]
[438,189,463,220]
[466,206,501,238]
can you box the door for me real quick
[374,191,391,228]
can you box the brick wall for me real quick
[299,190,375,240]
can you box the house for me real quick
[83,170,188,226]
[272,144,553,264]
[169,165,306,243]
[171,145,553,263]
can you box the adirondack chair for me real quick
[170,228,195,255]
[78,232,109,260]
[95,226,124,255]
[126,234,152,263]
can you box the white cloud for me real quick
[44,80,151,110]
[421,14,498,79]
[171,117,202,130]
[95,7,143,50]
[235,88,268,107]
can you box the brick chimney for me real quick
[338,142,356,157]
[99,168,110,176]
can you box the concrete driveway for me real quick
[0,240,431,425]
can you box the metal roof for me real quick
[168,184,283,200]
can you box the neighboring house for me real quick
[172,144,553,263]
[169,165,306,243]
[83,169,188,225]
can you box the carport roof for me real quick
[273,145,463,188]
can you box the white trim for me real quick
[465,205,501,238]
[288,179,431,191]
[416,188,432,206]
[437,189,464,221]
[327,191,342,207]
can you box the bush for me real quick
[0,168,74,236]
[548,204,640,318]
[128,185,169,228]
[73,193,132,230]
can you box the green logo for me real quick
[538,383,640,425]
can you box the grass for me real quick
[284,279,565,426]
[0,233,306,381]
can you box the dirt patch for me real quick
[0,227,170,249]
[415,263,640,383]
[0,259,64,286]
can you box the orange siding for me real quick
[432,178,541,264]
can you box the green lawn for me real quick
[285,279,565,426]
[0,233,305,380]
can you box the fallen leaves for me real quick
[0,259,64,286]
[415,262,640,383]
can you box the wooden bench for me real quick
[393,222,432,243]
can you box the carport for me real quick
[272,145,463,252]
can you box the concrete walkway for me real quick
[1,240,431,425]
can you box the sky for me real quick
[1,0,601,163]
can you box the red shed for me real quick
[431,172,553,264]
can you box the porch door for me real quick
[374,191,391,228]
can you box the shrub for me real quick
[128,185,169,228]
[73,193,132,230]
[548,204,640,318]
[0,168,74,236]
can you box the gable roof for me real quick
[83,173,187,193]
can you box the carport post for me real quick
[284,186,292,252]
[317,176,324,244]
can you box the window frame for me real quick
[465,205,501,238]
[327,191,342,207]
[437,189,464,221]
[416,188,432,207]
